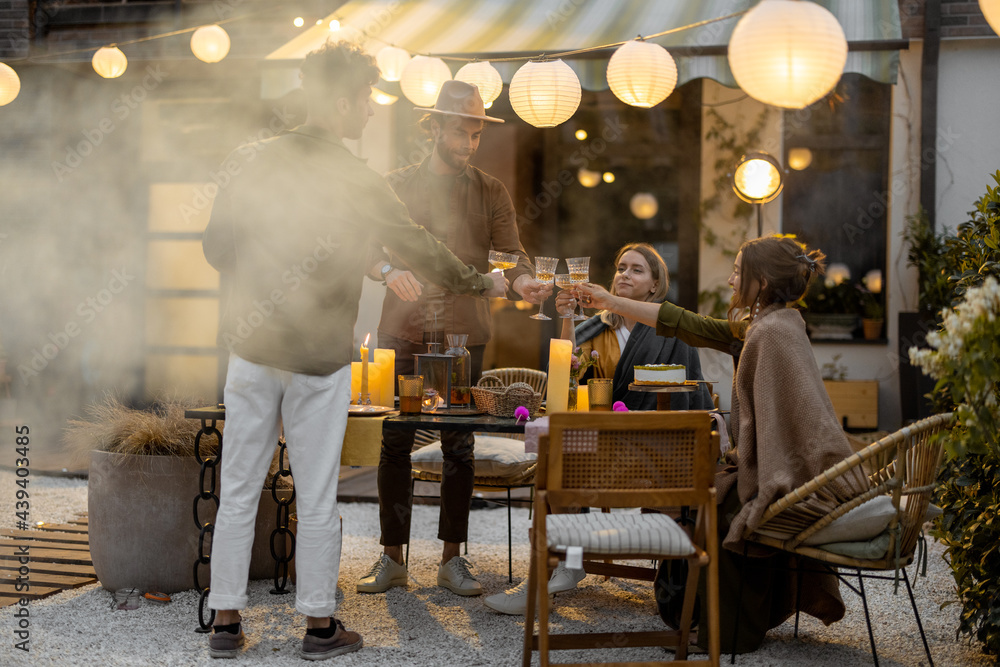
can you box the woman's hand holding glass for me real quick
[566,256,591,321]
[554,284,578,318]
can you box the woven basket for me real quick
[471,375,543,418]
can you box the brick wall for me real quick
[899,0,999,40]
[0,0,30,59]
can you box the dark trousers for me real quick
[377,332,485,546]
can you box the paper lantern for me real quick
[577,168,600,188]
[509,59,581,128]
[607,39,677,108]
[982,0,1000,36]
[0,63,20,106]
[371,87,398,105]
[376,46,411,82]
[399,55,451,107]
[455,61,503,106]
[728,0,847,109]
[629,193,658,219]
[191,25,231,63]
[92,46,128,79]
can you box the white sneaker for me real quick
[356,554,408,593]
[437,556,482,596]
[483,566,586,615]
[484,578,530,615]
[548,564,586,594]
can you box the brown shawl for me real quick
[717,305,869,552]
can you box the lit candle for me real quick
[576,385,589,412]
[546,339,572,413]
[351,362,362,403]
[374,348,395,408]
[360,333,370,401]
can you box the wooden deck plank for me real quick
[32,523,89,534]
[0,570,96,588]
[0,546,92,565]
[0,530,89,545]
[0,561,97,578]
[0,538,90,552]
[0,583,61,600]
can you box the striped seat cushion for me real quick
[546,512,694,556]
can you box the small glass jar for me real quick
[114,587,142,611]
[445,334,471,407]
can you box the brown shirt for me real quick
[203,126,488,375]
[375,157,532,347]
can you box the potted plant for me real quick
[859,288,884,340]
[65,394,293,594]
[802,276,862,340]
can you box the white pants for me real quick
[208,354,350,617]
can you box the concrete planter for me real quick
[88,450,293,593]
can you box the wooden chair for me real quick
[523,411,721,667]
[734,412,955,666]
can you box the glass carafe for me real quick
[445,334,471,406]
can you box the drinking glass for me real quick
[530,256,558,321]
[587,378,614,411]
[566,256,591,321]
[487,250,519,273]
[554,273,573,318]
[397,375,424,414]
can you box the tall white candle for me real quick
[546,339,572,413]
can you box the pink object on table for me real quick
[514,406,530,424]
[613,401,628,412]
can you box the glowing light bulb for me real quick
[293,17,304,28]
[602,171,615,184]
[575,129,587,141]
[329,19,340,31]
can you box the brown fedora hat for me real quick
[414,79,504,124]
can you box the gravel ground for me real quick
[0,470,992,666]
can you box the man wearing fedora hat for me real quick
[359,80,550,597]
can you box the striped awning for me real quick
[266,0,903,90]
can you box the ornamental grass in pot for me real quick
[65,394,293,594]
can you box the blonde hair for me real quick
[727,235,827,338]
[600,243,669,330]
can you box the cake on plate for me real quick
[633,364,687,385]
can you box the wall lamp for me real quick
[732,152,784,237]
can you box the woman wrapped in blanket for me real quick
[577,234,870,654]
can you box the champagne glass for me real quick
[566,256,591,321]
[488,250,518,273]
[554,273,574,319]
[530,257,558,321]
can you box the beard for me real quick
[435,137,475,171]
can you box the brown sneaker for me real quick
[209,625,245,659]
[300,618,362,661]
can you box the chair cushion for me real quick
[411,435,536,477]
[803,496,944,546]
[803,496,897,545]
[817,531,892,559]
[546,512,695,556]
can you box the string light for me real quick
[509,59,581,128]
[92,46,127,78]
[607,39,677,108]
[455,61,503,106]
[376,46,411,82]
[293,17,304,27]
[399,55,452,107]
[190,25,230,63]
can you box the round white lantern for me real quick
[728,0,847,109]
[629,193,659,219]
[376,46,411,82]
[0,63,20,106]
[607,40,677,108]
[509,60,581,128]
[577,168,601,188]
[399,55,452,107]
[191,25,231,63]
[455,61,503,106]
[981,0,1000,36]
[92,46,128,79]
[371,87,398,105]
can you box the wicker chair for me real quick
[524,412,721,667]
[733,412,955,666]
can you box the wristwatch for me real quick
[379,263,393,280]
